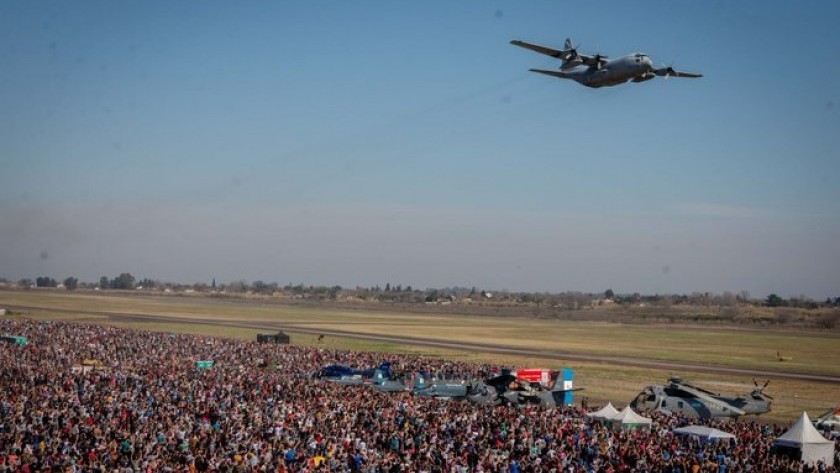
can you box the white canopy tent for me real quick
[585,402,620,422]
[673,425,736,443]
[608,406,652,431]
[774,412,834,467]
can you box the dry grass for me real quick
[3,291,838,376]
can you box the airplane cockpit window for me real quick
[634,392,653,405]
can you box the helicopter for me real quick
[630,376,772,419]
[814,407,840,435]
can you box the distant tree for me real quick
[63,277,78,291]
[251,280,277,294]
[138,278,156,289]
[385,283,391,292]
[252,280,267,293]
[18,278,33,289]
[211,278,216,291]
[765,293,784,307]
[227,280,248,293]
[36,276,57,288]
[604,289,615,299]
[111,273,136,290]
[99,276,109,289]
[191,282,209,292]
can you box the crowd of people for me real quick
[0,318,837,472]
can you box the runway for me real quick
[7,304,840,384]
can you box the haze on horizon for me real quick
[1,1,838,299]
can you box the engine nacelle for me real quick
[560,57,583,70]
[632,73,656,83]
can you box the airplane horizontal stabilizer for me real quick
[529,69,569,79]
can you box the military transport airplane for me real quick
[412,372,470,399]
[510,37,702,88]
[466,369,580,408]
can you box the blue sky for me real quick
[1,1,838,297]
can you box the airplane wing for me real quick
[510,40,568,59]
[528,69,570,79]
[655,67,703,79]
[486,373,517,390]
[577,54,606,68]
[669,70,702,78]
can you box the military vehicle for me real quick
[511,37,702,88]
[466,369,578,407]
[315,361,391,386]
[814,407,840,435]
[630,377,772,419]
[412,372,470,399]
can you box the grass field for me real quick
[2,290,838,423]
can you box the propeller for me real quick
[751,379,773,399]
[560,42,583,70]
[593,54,607,70]
[590,47,608,70]
[566,42,581,62]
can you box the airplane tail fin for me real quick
[373,369,385,385]
[551,368,579,392]
[378,361,391,379]
[550,368,579,406]
[414,372,427,390]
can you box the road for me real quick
[6,304,840,384]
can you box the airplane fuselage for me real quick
[566,54,655,88]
